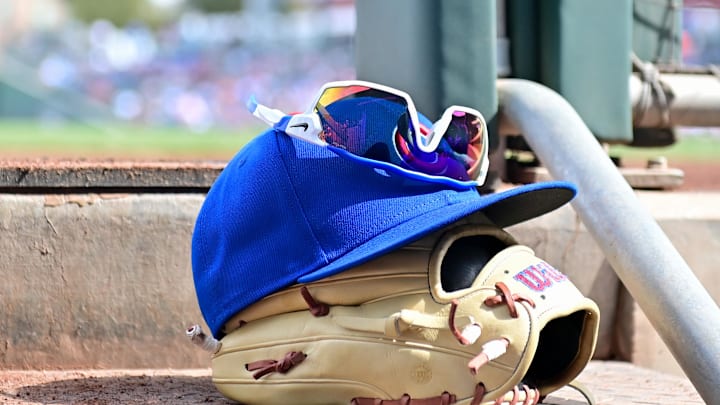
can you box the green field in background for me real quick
[0,120,718,162]
[608,135,720,164]
[0,121,262,160]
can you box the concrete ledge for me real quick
[0,160,224,191]
[1,187,718,372]
[0,193,209,369]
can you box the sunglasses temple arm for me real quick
[247,95,327,147]
[247,95,286,127]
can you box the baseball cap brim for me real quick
[298,180,575,283]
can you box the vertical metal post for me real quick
[355,0,497,134]
[439,0,498,153]
[355,0,441,116]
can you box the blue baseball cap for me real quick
[191,129,576,337]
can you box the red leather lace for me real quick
[484,282,536,318]
[300,285,330,316]
[470,383,486,405]
[245,351,307,379]
[449,299,474,345]
[350,383,539,405]
[351,391,457,405]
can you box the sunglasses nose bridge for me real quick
[418,106,472,153]
[418,112,455,154]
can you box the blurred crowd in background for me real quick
[0,0,719,133]
[0,0,356,132]
[683,6,720,65]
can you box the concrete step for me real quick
[1,163,718,402]
[0,159,224,192]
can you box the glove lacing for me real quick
[449,282,541,405]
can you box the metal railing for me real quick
[497,78,720,405]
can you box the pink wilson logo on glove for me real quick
[513,261,568,292]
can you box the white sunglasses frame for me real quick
[248,80,489,186]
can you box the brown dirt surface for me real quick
[673,161,720,191]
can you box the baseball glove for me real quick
[190,223,600,405]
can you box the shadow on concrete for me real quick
[2,374,233,404]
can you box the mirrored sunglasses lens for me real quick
[396,110,485,182]
[446,111,485,180]
[315,86,413,162]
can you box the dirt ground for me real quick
[672,161,720,190]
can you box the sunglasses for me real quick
[247,80,489,189]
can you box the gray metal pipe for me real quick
[497,78,720,404]
[631,72,720,127]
